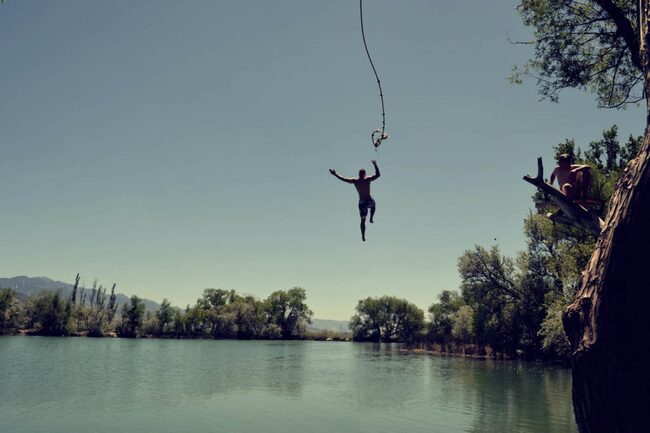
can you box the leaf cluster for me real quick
[350,296,425,342]
[514,0,642,108]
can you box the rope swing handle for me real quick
[359,0,388,149]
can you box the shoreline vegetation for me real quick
[11,328,353,342]
[0,127,637,365]
[0,283,352,342]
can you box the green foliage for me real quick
[172,308,186,336]
[156,298,174,335]
[585,125,636,172]
[458,245,529,355]
[81,306,110,337]
[522,213,591,299]
[142,311,160,337]
[200,288,240,338]
[80,282,112,336]
[117,296,145,338]
[458,246,525,354]
[526,127,638,357]
[437,126,640,359]
[583,127,642,207]
[65,279,120,337]
[140,287,312,340]
[107,284,118,323]
[350,297,383,341]
[515,0,641,108]
[458,245,521,303]
[527,126,640,297]
[428,290,465,344]
[265,287,313,339]
[26,291,73,336]
[184,303,209,337]
[0,288,24,334]
[350,296,425,342]
[539,295,572,357]
[8,277,317,341]
[231,296,268,339]
[451,305,475,344]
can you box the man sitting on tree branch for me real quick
[549,153,592,202]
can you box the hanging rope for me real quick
[359,0,389,149]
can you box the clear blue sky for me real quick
[0,1,644,319]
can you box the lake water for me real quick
[0,337,576,433]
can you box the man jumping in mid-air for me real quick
[329,160,380,242]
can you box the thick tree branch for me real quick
[593,0,641,69]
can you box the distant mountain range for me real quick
[0,276,161,312]
[0,276,351,331]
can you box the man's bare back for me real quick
[353,178,373,201]
[329,160,381,241]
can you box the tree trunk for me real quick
[563,4,650,428]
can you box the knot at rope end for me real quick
[372,130,389,148]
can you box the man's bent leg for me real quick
[562,183,575,199]
[360,218,366,242]
[577,170,591,198]
[369,201,376,223]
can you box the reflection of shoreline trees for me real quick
[431,360,575,433]
[0,284,313,340]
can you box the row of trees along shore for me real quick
[0,284,316,340]
[0,127,635,360]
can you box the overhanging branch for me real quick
[593,0,641,69]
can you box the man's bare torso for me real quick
[553,164,589,186]
[553,166,573,186]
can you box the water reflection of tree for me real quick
[434,359,576,433]
[350,343,429,410]
[179,340,307,399]
[77,339,309,408]
[260,341,306,397]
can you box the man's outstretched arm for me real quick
[329,169,355,183]
[368,160,380,181]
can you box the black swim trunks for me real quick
[358,198,375,218]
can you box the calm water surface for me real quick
[0,337,576,433]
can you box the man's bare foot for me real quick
[369,218,374,224]
[362,235,366,241]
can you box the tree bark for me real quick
[563,4,650,429]
[563,124,650,433]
